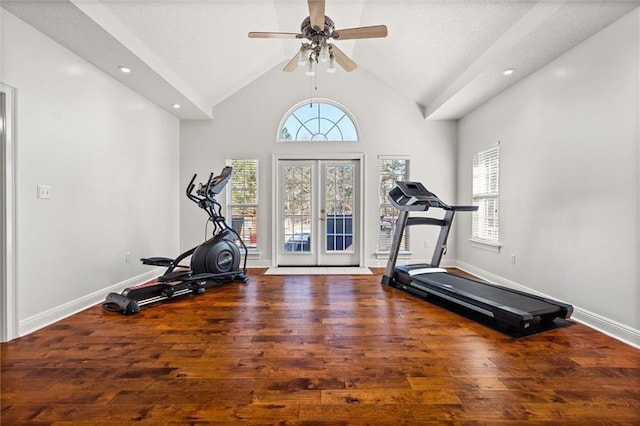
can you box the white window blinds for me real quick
[472,145,500,243]
[228,159,259,250]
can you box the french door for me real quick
[276,158,361,266]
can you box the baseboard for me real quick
[570,309,640,349]
[18,268,162,337]
[456,261,640,349]
[246,259,273,268]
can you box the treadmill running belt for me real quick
[410,272,561,316]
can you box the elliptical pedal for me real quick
[141,257,174,267]
[157,270,192,282]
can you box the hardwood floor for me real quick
[2,269,639,425]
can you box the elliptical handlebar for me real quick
[186,174,199,203]
[204,172,215,201]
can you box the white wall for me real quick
[180,65,458,267]
[457,10,639,341]
[1,11,180,336]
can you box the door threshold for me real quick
[264,267,372,276]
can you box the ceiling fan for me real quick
[248,0,388,74]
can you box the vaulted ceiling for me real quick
[2,0,638,120]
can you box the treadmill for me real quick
[381,181,573,330]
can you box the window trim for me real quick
[276,98,360,143]
[226,159,260,256]
[470,144,502,251]
[377,155,410,253]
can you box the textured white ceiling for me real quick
[2,0,638,119]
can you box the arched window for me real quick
[278,99,359,142]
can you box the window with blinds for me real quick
[378,157,409,252]
[227,159,258,250]
[472,145,500,244]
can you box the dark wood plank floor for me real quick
[2,269,639,425]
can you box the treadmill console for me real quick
[388,181,449,210]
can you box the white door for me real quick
[277,159,360,266]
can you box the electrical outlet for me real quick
[37,185,52,199]
[511,254,516,264]
[125,252,131,263]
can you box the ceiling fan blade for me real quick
[329,44,357,72]
[248,32,302,39]
[308,0,325,30]
[332,25,388,40]
[283,51,300,72]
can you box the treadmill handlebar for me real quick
[451,205,480,212]
[388,181,477,212]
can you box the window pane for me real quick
[231,206,257,249]
[472,196,499,241]
[279,101,358,142]
[283,165,312,252]
[230,159,258,204]
[472,145,500,243]
[325,164,354,253]
[378,158,409,251]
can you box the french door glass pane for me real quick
[325,165,354,252]
[283,165,312,252]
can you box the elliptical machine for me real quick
[102,166,248,315]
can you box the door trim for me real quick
[1,83,17,342]
[272,153,365,268]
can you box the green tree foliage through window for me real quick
[281,126,292,141]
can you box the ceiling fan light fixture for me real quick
[503,68,516,76]
[297,49,309,66]
[319,44,330,63]
[327,55,337,73]
[305,61,316,77]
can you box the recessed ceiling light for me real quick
[118,66,131,74]
[172,104,181,109]
[503,68,516,76]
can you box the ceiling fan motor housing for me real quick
[301,16,335,39]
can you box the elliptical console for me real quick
[103,166,248,315]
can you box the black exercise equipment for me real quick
[382,181,573,330]
[103,166,248,315]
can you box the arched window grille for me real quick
[278,99,359,142]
